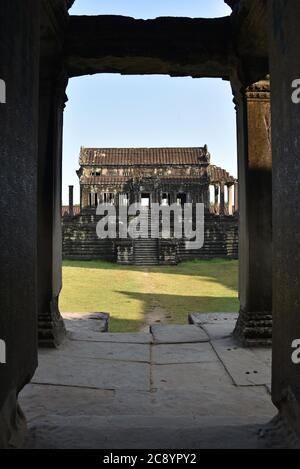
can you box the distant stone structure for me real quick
[62,146,238,264]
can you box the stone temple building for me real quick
[62,146,238,264]
[2,0,300,450]
[77,145,237,212]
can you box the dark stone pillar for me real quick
[233,78,272,346]
[36,0,71,350]
[171,191,177,205]
[37,75,67,348]
[82,187,89,208]
[0,0,40,448]
[69,185,74,215]
[269,0,300,442]
[219,182,225,215]
[234,181,239,213]
[214,184,219,214]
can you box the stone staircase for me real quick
[133,238,159,265]
[133,208,159,265]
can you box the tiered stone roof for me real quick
[79,146,210,166]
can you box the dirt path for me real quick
[139,269,172,332]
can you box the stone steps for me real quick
[134,239,159,265]
[25,414,267,449]
[132,210,160,265]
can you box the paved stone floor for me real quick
[21,313,276,449]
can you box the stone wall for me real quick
[63,211,115,261]
[179,215,239,261]
[62,212,238,263]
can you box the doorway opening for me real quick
[61,73,238,333]
[141,193,151,207]
[19,71,274,450]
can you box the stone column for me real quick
[37,75,67,348]
[232,78,272,346]
[79,186,83,210]
[214,184,219,214]
[170,191,177,205]
[69,185,74,216]
[154,190,160,204]
[158,191,163,205]
[99,191,104,204]
[0,0,40,448]
[234,181,239,213]
[228,184,234,215]
[81,187,89,209]
[219,182,225,215]
[269,0,300,439]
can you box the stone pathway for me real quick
[139,270,171,332]
[21,313,276,449]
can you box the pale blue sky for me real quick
[63,0,236,204]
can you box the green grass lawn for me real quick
[60,259,239,332]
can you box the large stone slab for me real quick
[251,348,272,367]
[189,312,238,340]
[20,383,275,422]
[33,354,150,391]
[62,312,109,334]
[189,313,239,325]
[152,361,232,391]
[151,325,209,344]
[152,342,218,365]
[69,331,153,344]
[211,338,271,386]
[45,339,150,363]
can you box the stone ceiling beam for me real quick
[65,15,235,79]
[228,0,269,84]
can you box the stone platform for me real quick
[20,313,276,449]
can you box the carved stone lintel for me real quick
[245,78,270,100]
[232,77,270,108]
[234,310,272,347]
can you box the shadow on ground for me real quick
[61,259,238,332]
